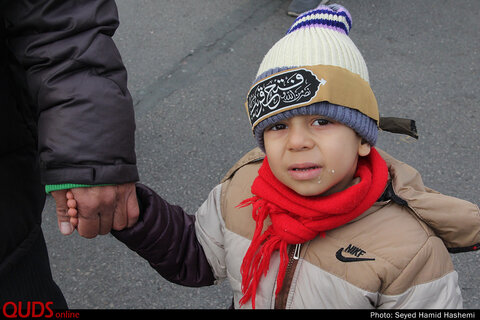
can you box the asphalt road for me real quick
[41,0,479,309]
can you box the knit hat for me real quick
[245,4,379,151]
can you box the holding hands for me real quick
[51,184,139,238]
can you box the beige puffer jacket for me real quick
[194,148,480,309]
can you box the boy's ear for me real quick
[358,138,371,157]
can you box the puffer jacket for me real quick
[113,148,480,309]
[0,0,138,280]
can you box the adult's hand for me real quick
[51,183,139,238]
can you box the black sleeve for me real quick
[3,0,138,185]
[112,183,216,287]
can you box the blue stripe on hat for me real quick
[287,8,352,35]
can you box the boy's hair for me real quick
[244,4,379,151]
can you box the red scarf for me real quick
[237,147,388,308]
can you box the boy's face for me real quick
[263,114,371,197]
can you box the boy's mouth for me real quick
[288,163,322,180]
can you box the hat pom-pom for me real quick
[287,4,352,36]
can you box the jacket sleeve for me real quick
[2,0,138,185]
[111,183,216,287]
[377,236,463,309]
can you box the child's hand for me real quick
[66,190,79,229]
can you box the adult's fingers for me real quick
[97,187,116,235]
[71,186,116,238]
[51,189,74,235]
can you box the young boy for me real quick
[66,4,479,309]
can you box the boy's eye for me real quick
[268,123,287,131]
[312,118,331,126]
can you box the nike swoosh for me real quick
[335,248,375,263]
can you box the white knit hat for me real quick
[256,4,369,83]
[246,4,379,150]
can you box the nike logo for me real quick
[336,244,375,263]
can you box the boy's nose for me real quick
[287,125,314,151]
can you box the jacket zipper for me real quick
[293,243,301,260]
[274,243,301,309]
